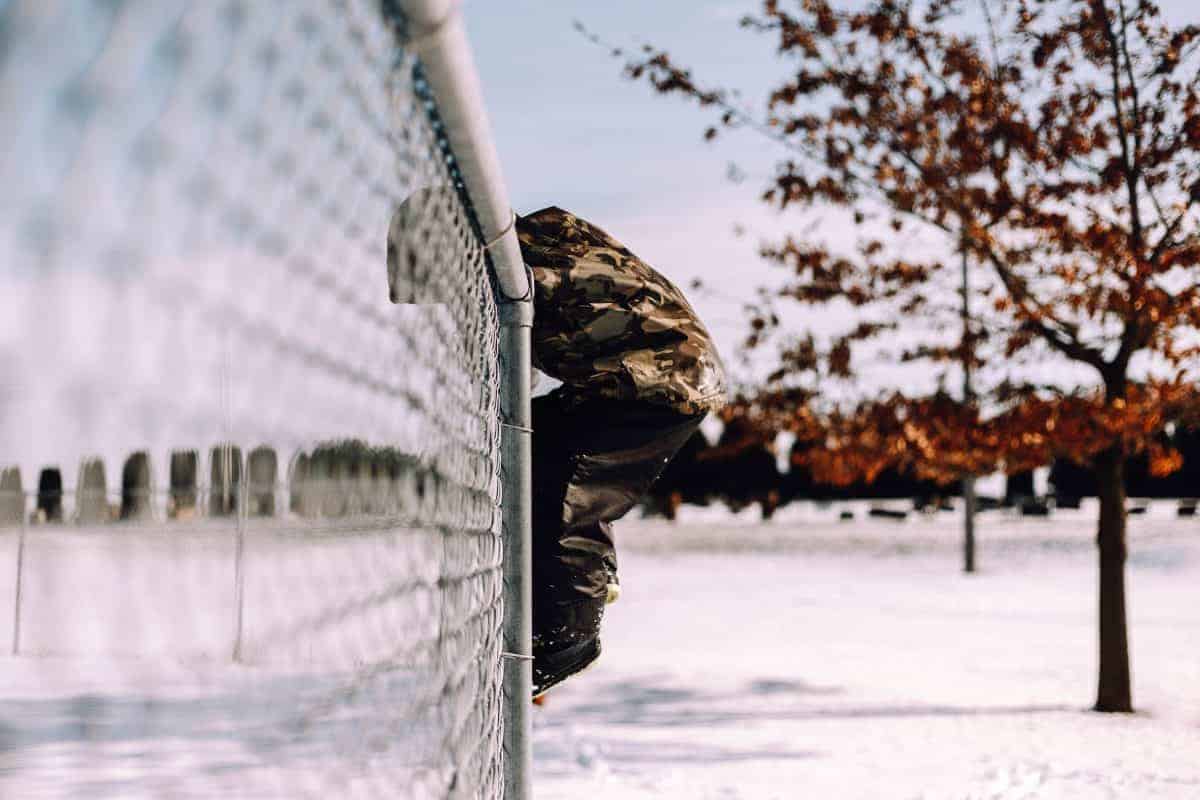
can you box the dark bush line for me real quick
[648,427,1200,519]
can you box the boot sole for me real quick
[532,637,601,699]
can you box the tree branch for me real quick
[1096,0,1146,256]
[978,244,1109,373]
[1115,0,1173,238]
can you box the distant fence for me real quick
[1,441,496,662]
[1,442,486,528]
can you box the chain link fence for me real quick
[0,1,506,796]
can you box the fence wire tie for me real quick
[482,209,516,252]
[489,212,533,304]
[501,651,534,662]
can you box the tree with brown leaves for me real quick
[605,0,1200,713]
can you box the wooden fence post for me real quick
[169,450,199,520]
[77,458,108,524]
[36,467,63,523]
[120,452,154,520]
[0,467,22,525]
[209,445,243,518]
[247,447,276,517]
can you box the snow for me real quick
[0,521,492,798]
[1,507,1197,798]
[533,507,1200,799]
[0,656,448,798]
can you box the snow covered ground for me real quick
[0,521,501,798]
[1,504,1196,798]
[533,504,1200,799]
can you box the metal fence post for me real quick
[232,447,247,664]
[12,497,26,658]
[3,468,27,656]
[398,1,536,793]
[499,293,533,799]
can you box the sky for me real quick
[464,0,1198,390]
[464,1,796,379]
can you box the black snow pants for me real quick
[531,388,704,648]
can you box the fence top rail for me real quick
[398,0,529,303]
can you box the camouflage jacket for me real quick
[516,207,727,416]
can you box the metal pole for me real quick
[499,294,533,799]
[398,0,529,302]
[12,495,26,656]
[963,471,977,573]
[397,2,535,793]
[232,449,247,664]
[961,243,977,574]
[498,294,533,797]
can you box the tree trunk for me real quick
[959,242,976,574]
[1093,445,1133,712]
[962,475,976,573]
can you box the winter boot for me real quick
[532,597,604,698]
[532,636,601,699]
